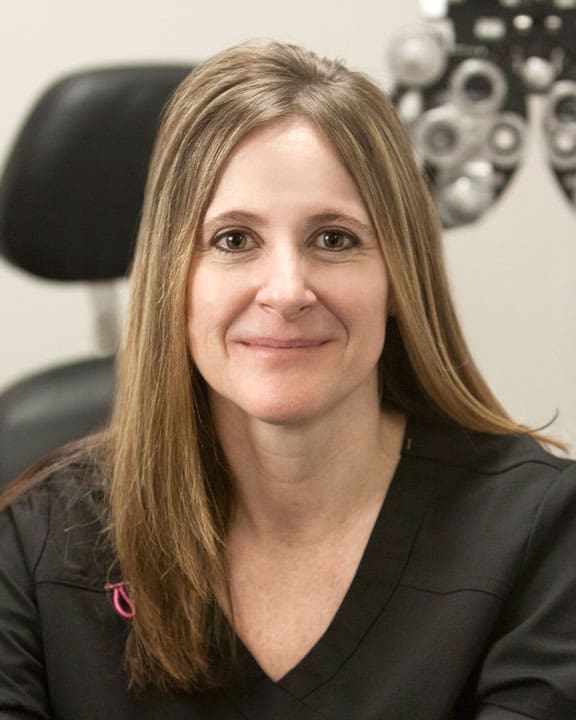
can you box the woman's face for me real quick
[187,117,392,427]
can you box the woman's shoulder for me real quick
[401,417,576,547]
[2,458,104,523]
[0,460,113,590]
[399,419,576,598]
[404,417,572,482]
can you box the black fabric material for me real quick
[0,65,191,280]
[1,420,576,719]
[0,357,115,488]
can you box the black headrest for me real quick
[0,356,116,487]
[0,65,192,281]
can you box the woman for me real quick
[1,41,576,720]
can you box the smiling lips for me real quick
[236,337,330,353]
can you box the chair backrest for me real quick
[0,64,192,488]
[0,64,192,280]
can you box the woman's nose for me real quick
[255,249,317,319]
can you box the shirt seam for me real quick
[403,452,567,477]
[520,464,573,572]
[34,577,107,593]
[30,483,52,580]
[399,582,506,599]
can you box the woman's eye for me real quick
[315,230,357,251]
[213,231,252,253]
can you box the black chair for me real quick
[0,64,192,488]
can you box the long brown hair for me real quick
[1,41,556,691]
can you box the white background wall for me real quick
[1,0,575,451]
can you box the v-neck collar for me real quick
[229,417,436,703]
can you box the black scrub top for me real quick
[2,419,576,720]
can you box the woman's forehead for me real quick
[202,117,372,225]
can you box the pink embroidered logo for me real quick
[104,581,136,619]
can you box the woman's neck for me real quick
[211,393,406,546]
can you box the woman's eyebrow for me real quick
[202,210,266,236]
[306,212,376,239]
[204,210,264,227]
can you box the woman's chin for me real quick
[208,371,380,430]
[212,385,333,428]
[243,397,327,427]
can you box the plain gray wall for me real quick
[1,0,575,450]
